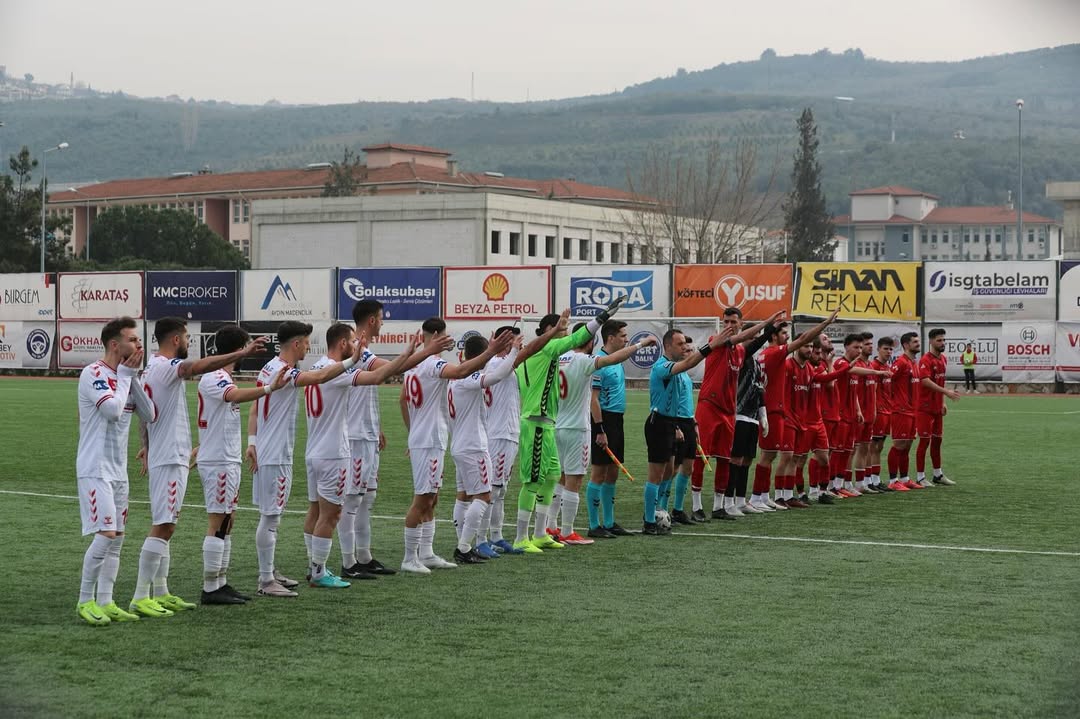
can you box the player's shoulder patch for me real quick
[434,360,447,372]
[216,379,230,388]
[170,358,183,366]
[471,371,481,380]
[92,378,109,391]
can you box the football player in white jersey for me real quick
[245,320,365,598]
[196,325,290,606]
[130,317,267,619]
[304,323,450,588]
[549,324,655,544]
[398,318,514,575]
[448,334,520,564]
[75,317,156,626]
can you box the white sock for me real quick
[132,537,168,601]
[750,493,762,504]
[489,485,506,542]
[735,496,746,509]
[95,535,123,606]
[691,490,703,512]
[218,534,232,590]
[549,485,565,531]
[355,490,375,565]
[458,499,486,553]
[560,490,580,536]
[202,536,225,593]
[723,496,735,510]
[419,520,436,559]
[310,536,332,579]
[515,509,532,544]
[479,500,494,544]
[152,540,171,597]
[712,493,724,511]
[454,499,469,540]
[79,534,112,603]
[933,468,943,478]
[256,514,280,584]
[532,506,549,540]
[403,526,422,563]
[338,494,361,568]
[303,532,313,563]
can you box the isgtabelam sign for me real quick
[443,266,551,321]
[924,261,1055,321]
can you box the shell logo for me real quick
[482,273,510,301]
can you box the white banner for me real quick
[59,320,145,369]
[1000,321,1055,383]
[0,321,54,368]
[0,273,55,321]
[924,261,1056,321]
[554,264,671,318]
[241,269,333,322]
[147,321,204,361]
[58,272,143,320]
[813,320,921,354]
[443,266,550,321]
[928,324,1002,381]
[1055,322,1080,382]
[1058,262,1080,322]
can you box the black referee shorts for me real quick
[731,419,760,460]
[591,411,625,465]
[673,417,698,464]
[644,412,677,464]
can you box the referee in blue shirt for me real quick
[588,321,631,539]
[643,327,735,534]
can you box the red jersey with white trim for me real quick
[305,356,352,460]
[699,341,745,416]
[856,357,877,420]
[870,358,893,414]
[404,354,450,450]
[143,353,192,468]
[254,356,302,465]
[77,360,138,479]
[787,358,813,429]
[761,343,789,413]
[890,354,920,415]
[197,369,240,464]
[918,352,947,416]
[833,356,861,421]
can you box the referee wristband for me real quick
[593,423,606,433]
[699,344,713,357]
[342,357,356,370]
[247,435,257,448]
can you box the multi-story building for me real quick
[833,185,1063,262]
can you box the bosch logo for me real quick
[1019,326,1037,343]
[628,330,661,369]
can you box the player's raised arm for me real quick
[223,366,290,404]
[356,332,455,386]
[479,346,520,388]
[670,326,735,375]
[177,336,269,379]
[441,330,514,379]
[129,374,157,423]
[88,349,143,422]
[789,310,841,353]
[295,336,365,387]
[732,310,786,346]
[920,376,962,401]
[515,309,570,366]
[595,334,656,369]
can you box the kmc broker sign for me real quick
[146,271,237,321]
[793,262,920,321]
[924,261,1055,321]
[674,264,792,320]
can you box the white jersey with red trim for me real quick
[404,354,449,451]
[555,351,599,431]
[448,372,492,455]
[196,369,241,464]
[143,353,192,468]
[305,355,352,460]
[76,360,137,480]
[254,355,302,465]
[485,354,519,442]
[346,349,380,441]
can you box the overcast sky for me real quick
[3,0,1078,105]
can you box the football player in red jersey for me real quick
[853,332,882,494]
[749,310,839,511]
[868,337,895,491]
[916,328,962,486]
[888,333,922,490]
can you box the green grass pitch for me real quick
[1,378,1078,719]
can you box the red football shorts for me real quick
[891,413,915,441]
[796,422,829,455]
[759,411,788,452]
[824,420,841,449]
[840,421,858,451]
[916,412,943,439]
[857,421,873,444]
[872,412,891,438]
[695,402,734,459]
[782,421,797,453]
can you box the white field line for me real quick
[949,409,1080,415]
[2,489,1077,559]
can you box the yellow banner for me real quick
[794,262,921,320]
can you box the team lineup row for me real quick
[73,293,960,625]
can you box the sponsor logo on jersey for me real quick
[571,271,653,317]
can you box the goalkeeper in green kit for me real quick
[512,296,628,553]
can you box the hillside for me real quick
[3,45,1078,219]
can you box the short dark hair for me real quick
[860,332,874,341]
[352,300,383,326]
[844,333,862,347]
[601,320,627,343]
[663,329,684,348]
[572,321,588,335]
[495,325,522,338]
[723,307,743,319]
[422,317,447,335]
[326,322,354,347]
[463,335,488,360]
[928,328,946,340]
[101,316,137,346]
[537,313,561,336]
[213,324,250,355]
[812,335,827,349]
[277,321,314,345]
[878,336,895,348]
[153,317,187,344]
[900,332,918,347]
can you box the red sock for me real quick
[752,464,772,495]
[843,469,853,486]
[794,465,805,493]
[691,458,705,491]
[900,451,910,478]
[856,468,866,484]
[870,464,881,477]
[713,459,730,493]
[930,436,942,468]
[916,437,930,473]
[818,459,831,489]
[887,447,899,477]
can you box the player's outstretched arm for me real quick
[365,332,456,384]
[789,310,840,353]
[732,310,786,346]
[480,346,520,388]
[849,366,890,377]
[442,330,514,379]
[920,377,962,401]
[296,336,366,387]
[226,366,290,403]
[516,310,570,366]
[595,335,656,369]
[178,336,269,379]
[670,326,736,375]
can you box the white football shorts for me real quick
[254,463,293,516]
[452,451,494,496]
[348,439,380,494]
[409,448,445,495]
[78,476,129,535]
[198,462,241,514]
[149,463,189,526]
[488,438,518,487]
[556,428,591,476]
[306,457,348,506]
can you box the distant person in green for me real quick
[512,297,627,553]
[961,343,978,393]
